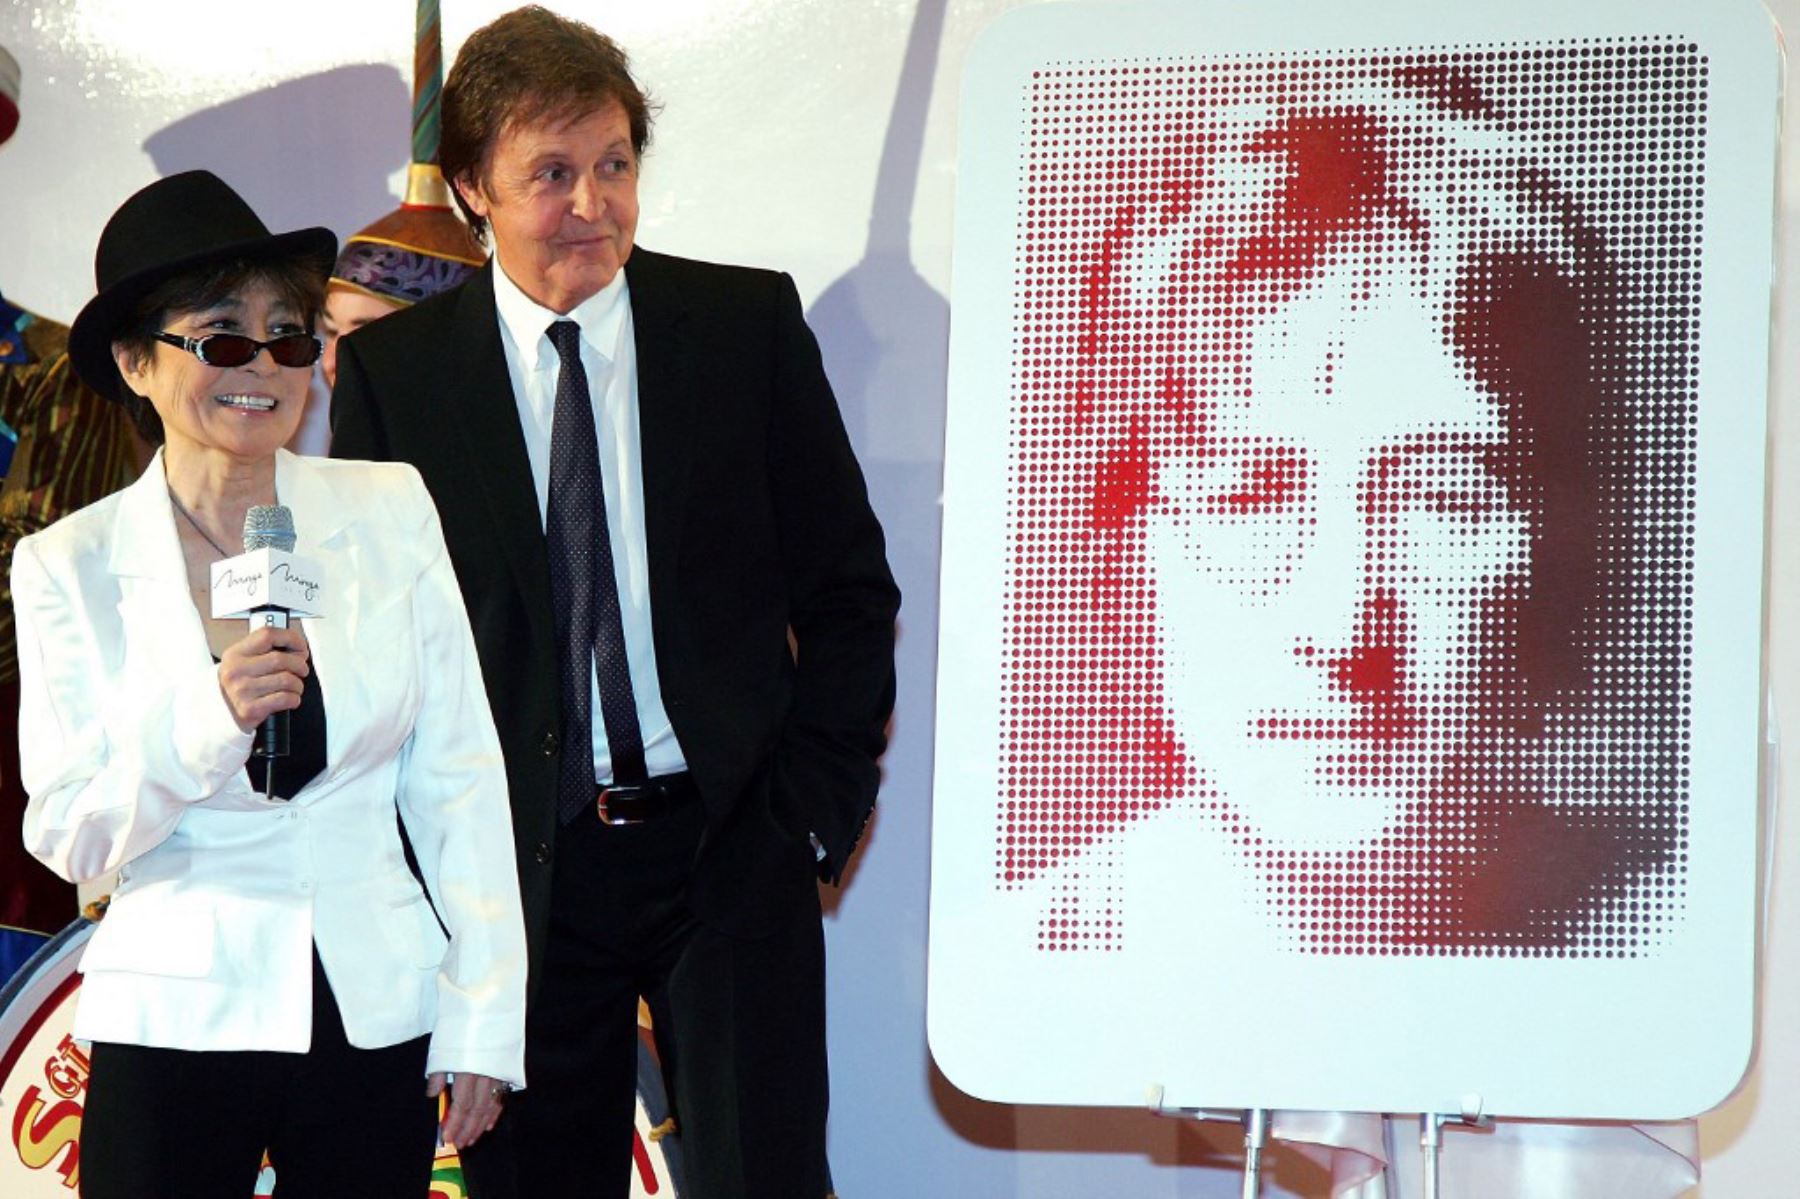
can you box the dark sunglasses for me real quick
[153,331,323,369]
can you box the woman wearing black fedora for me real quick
[13,169,526,1196]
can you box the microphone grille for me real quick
[243,505,296,552]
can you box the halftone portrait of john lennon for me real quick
[995,43,1707,959]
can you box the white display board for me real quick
[929,0,1779,1120]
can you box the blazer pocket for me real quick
[376,892,449,970]
[79,894,216,978]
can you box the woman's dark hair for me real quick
[440,5,656,239]
[111,255,325,445]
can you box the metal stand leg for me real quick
[1241,1108,1270,1199]
[1421,1114,1444,1199]
[1145,1092,1271,1199]
[1421,1104,1494,1199]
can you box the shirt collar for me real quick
[490,253,630,371]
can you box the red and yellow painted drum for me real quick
[0,917,685,1196]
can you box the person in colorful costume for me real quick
[0,43,139,952]
[321,162,486,391]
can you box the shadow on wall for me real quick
[144,63,415,456]
[807,0,1327,1185]
[142,63,411,244]
[805,0,952,926]
[806,0,951,469]
[931,1059,1339,1190]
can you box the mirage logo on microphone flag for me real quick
[210,549,324,620]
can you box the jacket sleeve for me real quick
[765,273,901,882]
[14,535,254,883]
[389,471,528,1089]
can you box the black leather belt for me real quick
[596,772,697,826]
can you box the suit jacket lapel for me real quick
[107,450,186,585]
[274,450,356,780]
[109,452,210,675]
[625,250,695,615]
[447,264,556,642]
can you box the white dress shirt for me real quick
[489,257,688,782]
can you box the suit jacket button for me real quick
[541,731,559,756]
[535,842,552,865]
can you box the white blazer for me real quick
[14,449,526,1088]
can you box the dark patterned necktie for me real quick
[546,320,647,825]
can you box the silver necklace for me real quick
[167,490,236,559]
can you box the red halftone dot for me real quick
[997,43,1700,956]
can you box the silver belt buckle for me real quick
[596,784,649,826]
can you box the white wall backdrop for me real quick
[0,0,1792,1194]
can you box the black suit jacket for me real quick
[330,250,899,967]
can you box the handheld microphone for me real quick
[209,505,323,801]
[243,505,296,762]
[244,505,296,553]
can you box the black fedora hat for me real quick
[67,170,337,403]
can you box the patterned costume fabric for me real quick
[0,300,137,682]
[332,239,479,307]
[0,296,137,935]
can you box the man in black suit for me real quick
[329,8,898,1197]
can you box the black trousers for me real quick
[80,949,436,1199]
[461,795,831,1199]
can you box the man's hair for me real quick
[440,5,655,239]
